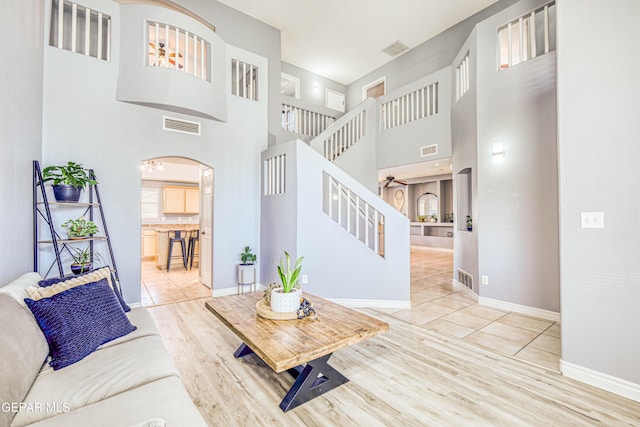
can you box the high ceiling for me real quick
[217,0,500,85]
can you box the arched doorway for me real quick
[139,156,213,306]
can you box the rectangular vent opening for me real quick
[163,116,201,135]
[421,144,438,157]
[457,269,473,290]
[382,40,409,57]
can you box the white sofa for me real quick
[0,272,207,427]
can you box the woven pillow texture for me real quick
[33,266,130,312]
[25,278,137,370]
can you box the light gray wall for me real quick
[0,0,44,284]
[40,1,268,303]
[475,0,559,312]
[451,29,479,293]
[376,68,452,170]
[173,0,281,142]
[282,62,348,113]
[345,0,520,106]
[557,0,640,387]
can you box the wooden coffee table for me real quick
[205,292,389,411]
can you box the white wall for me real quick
[451,29,479,293]
[40,1,268,302]
[376,68,453,171]
[475,0,559,312]
[557,0,640,397]
[0,0,44,284]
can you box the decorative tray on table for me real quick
[256,298,314,320]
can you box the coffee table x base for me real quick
[234,343,349,412]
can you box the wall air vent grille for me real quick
[457,269,473,290]
[163,117,201,135]
[421,144,438,157]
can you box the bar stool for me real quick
[167,230,187,271]
[187,230,199,270]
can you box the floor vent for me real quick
[457,269,473,290]
[163,116,201,135]
[421,144,437,157]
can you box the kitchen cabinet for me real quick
[163,186,199,214]
[141,229,157,258]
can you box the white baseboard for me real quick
[478,296,560,322]
[451,279,479,302]
[328,298,411,309]
[128,302,142,308]
[410,245,454,253]
[212,283,265,297]
[561,360,640,403]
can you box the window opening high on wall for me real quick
[147,21,210,81]
[498,1,556,70]
[49,0,111,61]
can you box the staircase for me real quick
[260,140,410,306]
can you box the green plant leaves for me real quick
[41,162,98,188]
[275,251,303,293]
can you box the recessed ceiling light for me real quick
[434,163,440,167]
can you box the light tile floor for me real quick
[140,260,210,307]
[372,248,561,371]
[141,248,561,370]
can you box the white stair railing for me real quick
[380,82,438,130]
[282,104,335,138]
[323,109,366,161]
[323,172,384,257]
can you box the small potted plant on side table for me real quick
[466,215,473,232]
[237,246,257,294]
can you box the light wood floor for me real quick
[149,296,640,424]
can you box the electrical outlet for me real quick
[301,275,308,284]
[481,275,489,285]
[581,212,604,229]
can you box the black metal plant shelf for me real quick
[32,160,120,283]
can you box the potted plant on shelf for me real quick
[41,161,98,203]
[466,215,473,232]
[237,246,257,291]
[61,217,99,239]
[271,251,303,313]
[65,246,103,275]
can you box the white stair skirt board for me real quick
[561,360,640,403]
[478,296,560,322]
[451,279,479,302]
[328,298,411,310]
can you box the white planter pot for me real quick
[270,288,301,313]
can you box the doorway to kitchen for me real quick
[139,156,213,307]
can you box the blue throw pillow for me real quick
[38,267,131,312]
[25,278,137,370]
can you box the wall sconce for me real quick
[492,142,504,165]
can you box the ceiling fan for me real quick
[149,42,183,69]
[383,175,408,188]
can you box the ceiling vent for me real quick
[382,40,409,57]
[163,116,201,135]
[421,144,438,157]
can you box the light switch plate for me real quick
[481,275,489,285]
[581,212,604,229]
